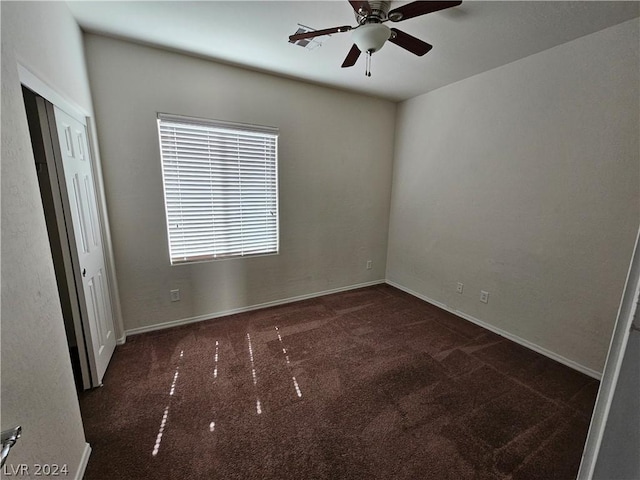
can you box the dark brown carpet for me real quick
[79,285,598,479]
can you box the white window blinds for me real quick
[157,114,279,264]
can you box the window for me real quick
[157,114,278,264]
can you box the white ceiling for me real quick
[67,1,639,102]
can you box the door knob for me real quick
[82,268,86,277]
[1,425,22,468]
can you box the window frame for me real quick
[157,113,279,265]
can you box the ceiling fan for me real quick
[289,1,462,76]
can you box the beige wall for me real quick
[1,1,92,476]
[83,34,396,333]
[387,19,640,374]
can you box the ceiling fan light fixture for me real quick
[352,23,391,53]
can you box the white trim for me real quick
[74,443,91,480]
[124,280,385,337]
[124,276,601,380]
[385,279,602,380]
[116,334,127,345]
[85,121,126,341]
[17,63,88,123]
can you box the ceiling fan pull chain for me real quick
[365,50,372,77]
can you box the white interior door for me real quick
[53,106,116,384]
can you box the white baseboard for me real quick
[386,280,602,380]
[116,334,127,345]
[124,280,385,337]
[75,443,91,480]
[121,277,600,379]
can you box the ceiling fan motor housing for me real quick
[355,0,391,24]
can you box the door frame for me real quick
[24,87,93,389]
[19,64,125,386]
[577,226,640,478]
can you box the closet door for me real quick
[54,105,116,384]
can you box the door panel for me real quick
[53,106,116,384]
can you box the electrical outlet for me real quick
[170,289,180,302]
[366,260,372,270]
[456,282,464,294]
[480,290,489,304]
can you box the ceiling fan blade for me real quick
[348,0,371,16]
[388,1,462,22]
[289,25,352,42]
[389,28,433,56]
[341,44,362,67]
